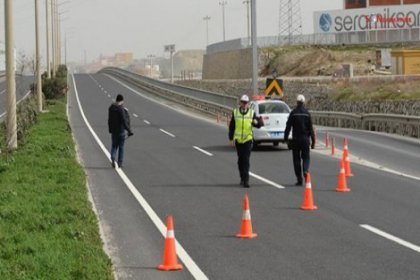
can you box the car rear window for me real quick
[258,102,290,114]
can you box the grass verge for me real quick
[0,98,113,279]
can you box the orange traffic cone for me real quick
[236,194,257,239]
[342,138,354,177]
[301,173,318,211]
[158,216,183,271]
[336,160,351,192]
[331,137,336,156]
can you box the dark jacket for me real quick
[228,107,263,141]
[108,103,132,135]
[284,104,315,145]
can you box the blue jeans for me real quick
[111,133,126,166]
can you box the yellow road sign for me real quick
[264,78,284,97]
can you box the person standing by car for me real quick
[108,94,133,168]
[284,94,315,186]
[229,95,263,188]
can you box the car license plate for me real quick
[271,132,283,137]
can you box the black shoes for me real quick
[111,160,115,168]
[240,179,250,188]
[295,181,303,186]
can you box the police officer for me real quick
[229,95,263,188]
[284,94,315,186]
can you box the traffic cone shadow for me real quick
[158,216,183,271]
[300,173,318,211]
[236,194,257,239]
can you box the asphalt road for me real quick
[0,76,34,120]
[69,73,420,280]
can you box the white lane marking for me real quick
[133,113,138,118]
[361,224,420,253]
[0,89,6,95]
[71,74,208,280]
[144,120,151,125]
[160,129,175,138]
[193,146,213,157]
[107,94,111,98]
[104,90,107,94]
[249,172,285,189]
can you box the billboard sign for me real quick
[314,4,420,33]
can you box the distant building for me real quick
[115,53,133,66]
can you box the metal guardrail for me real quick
[100,67,237,108]
[99,67,234,120]
[312,111,420,138]
[100,68,420,139]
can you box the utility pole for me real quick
[35,0,43,112]
[147,54,155,77]
[243,0,251,46]
[5,0,17,150]
[64,33,67,65]
[51,0,56,77]
[219,1,227,41]
[203,16,211,46]
[251,0,258,95]
[46,0,51,78]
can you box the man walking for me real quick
[108,94,133,168]
[229,95,263,188]
[284,94,315,186]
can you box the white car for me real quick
[250,97,291,148]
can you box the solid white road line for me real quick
[71,74,208,280]
[133,113,138,118]
[360,224,420,253]
[144,120,151,125]
[249,172,285,189]
[193,146,213,157]
[160,129,176,138]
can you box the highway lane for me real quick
[72,73,420,280]
[0,76,34,120]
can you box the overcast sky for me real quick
[1,0,342,64]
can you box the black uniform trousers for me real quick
[235,140,253,183]
[292,138,310,183]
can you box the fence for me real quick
[206,28,420,55]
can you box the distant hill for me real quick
[261,45,377,77]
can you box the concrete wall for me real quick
[202,48,253,80]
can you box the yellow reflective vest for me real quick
[233,108,254,144]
